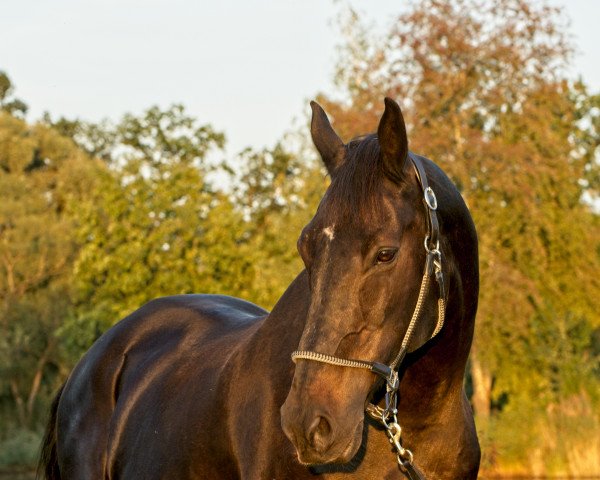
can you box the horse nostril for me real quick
[307,415,333,454]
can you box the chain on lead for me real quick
[379,371,414,470]
[383,416,414,469]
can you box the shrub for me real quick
[0,428,41,468]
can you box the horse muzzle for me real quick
[280,392,364,465]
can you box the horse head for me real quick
[280,98,451,466]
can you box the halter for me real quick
[290,153,446,479]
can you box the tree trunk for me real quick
[26,359,46,421]
[25,341,54,427]
[470,351,492,419]
[10,379,27,427]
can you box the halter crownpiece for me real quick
[290,153,446,479]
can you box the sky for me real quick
[1,0,599,157]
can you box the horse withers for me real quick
[39,98,480,479]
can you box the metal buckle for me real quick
[424,187,437,210]
[423,235,440,253]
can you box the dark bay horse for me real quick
[39,98,480,479]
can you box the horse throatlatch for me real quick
[291,153,446,479]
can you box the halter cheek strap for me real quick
[290,153,446,479]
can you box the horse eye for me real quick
[376,248,398,264]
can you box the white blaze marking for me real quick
[323,225,335,241]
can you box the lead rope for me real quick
[291,155,445,479]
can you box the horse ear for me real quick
[377,97,409,183]
[310,101,345,176]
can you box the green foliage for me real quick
[231,143,327,307]
[0,71,27,118]
[57,105,242,356]
[45,104,225,167]
[0,285,71,424]
[0,428,41,468]
[0,109,99,432]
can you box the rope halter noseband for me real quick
[290,153,447,478]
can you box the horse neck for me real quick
[237,271,309,382]
[399,233,478,418]
[401,322,472,414]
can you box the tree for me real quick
[58,105,257,354]
[230,142,327,308]
[0,109,99,430]
[0,72,27,118]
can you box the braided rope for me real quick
[431,298,445,338]
[400,272,431,351]
[290,350,375,372]
[388,271,432,370]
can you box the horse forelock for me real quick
[324,134,408,227]
[328,135,382,223]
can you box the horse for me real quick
[39,98,480,479]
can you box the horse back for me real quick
[55,294,266,479]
